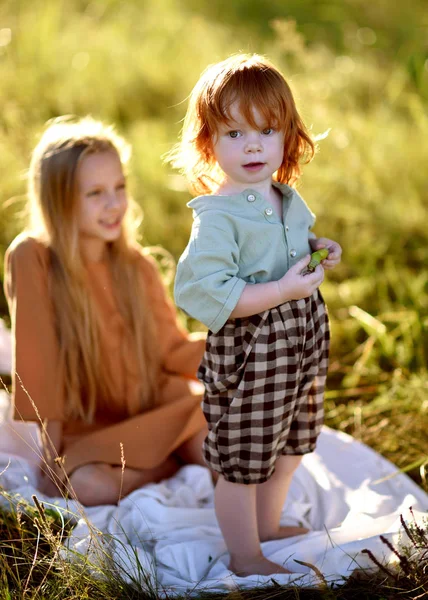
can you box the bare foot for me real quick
[229,555,291,576]
[261,525,309,541]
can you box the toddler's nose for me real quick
[245,138,262,152]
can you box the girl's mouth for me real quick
[242,162,266,171]
[100,216,121,229]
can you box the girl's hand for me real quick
[278,255,324,302]
[310,237,342,270]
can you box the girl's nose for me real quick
[105,191,121,208]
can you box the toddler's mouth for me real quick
[243,162,266,171]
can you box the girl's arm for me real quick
[5,237,66,491]
[42,420,63,463]
[230,255,324,319]
[4,236,66,422]
[39,420,64,493]
[139,252,206,378]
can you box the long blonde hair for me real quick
[168,54,315,195]
[28,116,159,422]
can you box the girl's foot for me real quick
[262,525,309,541]
[229,555,291,576]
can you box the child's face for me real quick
[212,102,284,192]
[76,150,128,260]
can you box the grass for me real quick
[0,488,427,599]
[0,369,427,598]
[0,500,138,598]
[1,0,427,597]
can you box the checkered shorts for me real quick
[198,290,330,484]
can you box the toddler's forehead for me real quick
[216,101,276,129]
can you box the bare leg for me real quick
[175,427,218,483]
[257,455,308,542]
[68,457,179,506]
[215,475,291,576]
[174,427,208,466]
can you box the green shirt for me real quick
[174,182,316,333]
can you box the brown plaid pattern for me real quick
[198,290,330,484]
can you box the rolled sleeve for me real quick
[174,225,246,333]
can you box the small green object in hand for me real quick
[307,248,329,272]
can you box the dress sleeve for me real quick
[4,236,65,421]
[174,219,246,333]
[137,251,206,379]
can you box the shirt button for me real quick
[264,207,273,216]
[247,194,256,202]
[285,225,289,231]
[290,249,297,258]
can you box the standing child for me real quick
[170,54,342,575]
[4,117,208,506]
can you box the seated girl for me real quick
[4,117,207,506]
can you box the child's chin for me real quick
[101,231,122,242]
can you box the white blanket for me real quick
[0,390,427,593]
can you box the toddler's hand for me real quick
[310,237,342,270]
[278,255,324,302]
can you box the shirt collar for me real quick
[188,182,295,213]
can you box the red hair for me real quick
[169,54,315,195]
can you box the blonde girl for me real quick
[171,54,342,575]
[4,117,207,506]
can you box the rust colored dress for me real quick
[4,235,206,476]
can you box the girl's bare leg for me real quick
[257,455,309,542]
[68,457,179,506]
[215,475,291,576]
[175,427,218,482]
[174,427,208,467]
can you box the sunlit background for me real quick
[0,0,427,481]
